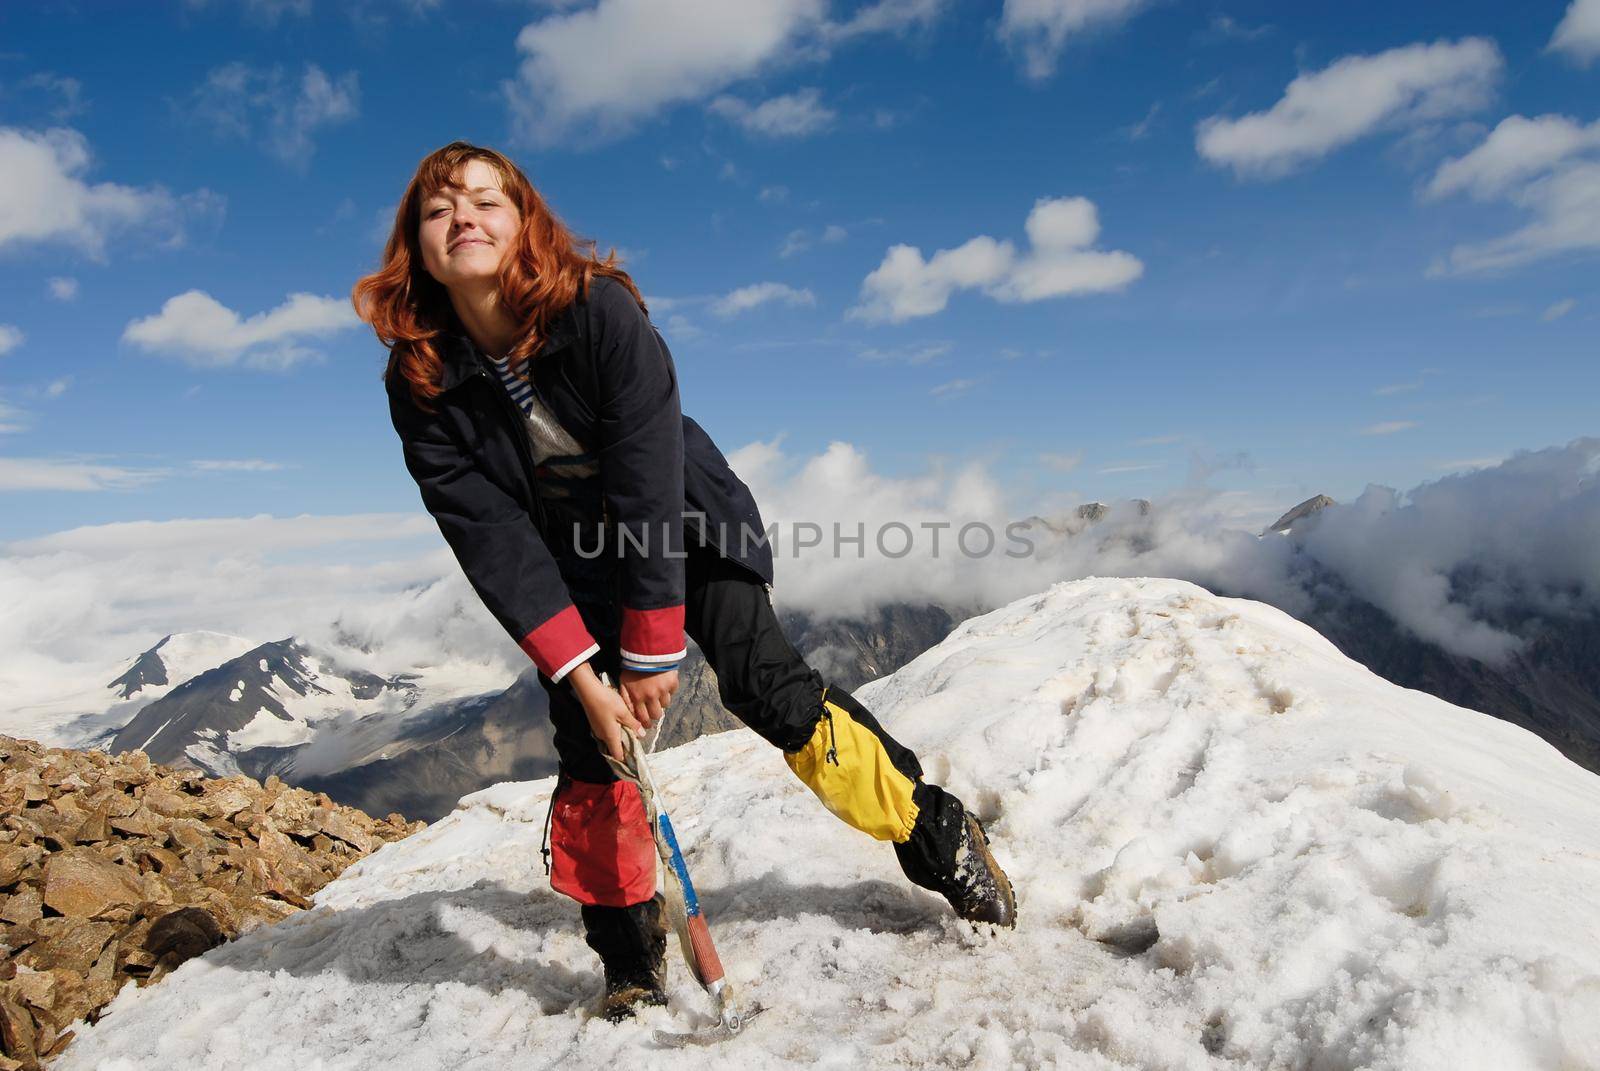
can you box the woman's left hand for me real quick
[619,669,678,730]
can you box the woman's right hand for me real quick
[567,664,645,763]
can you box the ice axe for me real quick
[597,673,755,1045]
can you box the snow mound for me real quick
[57,578,1600,1070]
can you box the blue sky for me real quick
[1,0,1596,546]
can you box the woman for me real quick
[353,141,1015,1022]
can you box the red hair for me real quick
[352,141,645,413]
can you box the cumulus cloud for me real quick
[47,277,78,301]
[1427,114,1600,273]
[711,281,817,317]
[0,326,23,357]
[708,87,836,137]
[851,195,1142,323]
[183,62,360,167]
[0,126,222,260]
[122,290,361,370]
[504,0,939,145]
[1550,0,1600,63]
[1197,38,1501,178]
[998,0,1152,81]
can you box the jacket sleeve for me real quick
[387,377,599,683]
[589,280,687,673]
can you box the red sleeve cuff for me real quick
[620,604,686,668]
[520,605,600,682]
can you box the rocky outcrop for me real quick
[0,737,423,1070]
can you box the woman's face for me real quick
[416,157,521,293]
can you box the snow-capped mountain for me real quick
[55,579,1600,1070]
[104,631,259,701]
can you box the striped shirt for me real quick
[484,353,680,674]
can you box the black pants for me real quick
[539,530,968,969]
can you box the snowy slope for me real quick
[57,578,1600,1070]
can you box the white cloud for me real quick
[1197,38,1501,178]
[759,185,791,204]
[0,126,221,260]
[1099,462,1164,474]
[0,326,23,357]
[0,457,170,492]
[122,290,361,370]
[929,377,976,398]
[998,0,1152,82]
[0,512,478,721]
[708,87,836,137]
[44,379,70,398]
[711,281,817,317]
[0,396,27,434]
[47,276,78,301]
[779,222,847,258]
[185,62,360,167]
[1426,115,1600,200]
[191,459,291,472]
[502,0,940,144]
[1374,382,1422,396]
[1360,420,1419,436]
[1428,114,1600,274]
[1550,0,1600,63]
[851,195,1142,323]
[1134,434,1182,446]
[859,341,952,365]
[1543,298,1578,322]
[1039,450,1083,472]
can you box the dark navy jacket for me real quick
[385,275,773,682]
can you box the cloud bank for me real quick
[3,440,1595,734]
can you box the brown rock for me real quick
[166,819,213,855]
[73,804,111,845]
[311,808,376,853]
[0,889,41,927]
[139,786,194,820]
[0,998,35,1067]
[144,907,223,966]
[108,806,163,839]
[199,781,257,819]
[17,922,116,974]
[0,846,42,890]
[41,848,143,918]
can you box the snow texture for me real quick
[55,579,1600,1070]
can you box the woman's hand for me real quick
[620,669,678,731]
[568,665,646,763]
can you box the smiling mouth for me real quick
[450,239,489,252]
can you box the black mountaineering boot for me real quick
[895,784,1018,929]
[944,813,1017,928]
[583,895,669,1022]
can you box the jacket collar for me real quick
[436,301,583,393]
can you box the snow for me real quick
[54,579,1600,1070]
[0,629,255,748]
[228,707,314,751]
